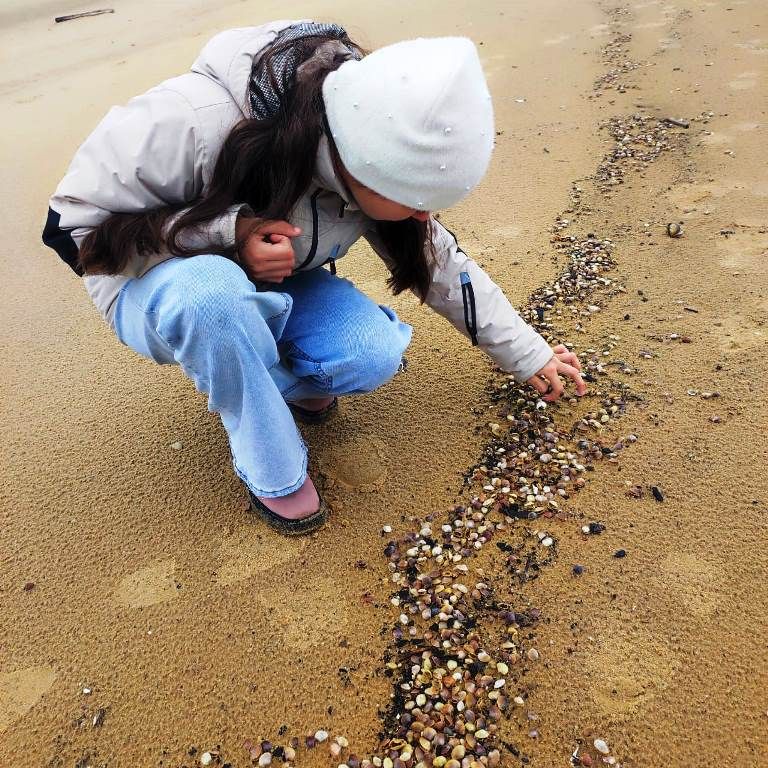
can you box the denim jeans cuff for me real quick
[231,448,309,498]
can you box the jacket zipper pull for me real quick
[460,271,479,346]
[329,243,340,275]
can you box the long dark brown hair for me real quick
[78,30,433,299]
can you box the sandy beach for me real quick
[1,0,767,766]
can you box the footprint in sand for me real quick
[713,301,768,353]
[661,552,722,617]
[213,525,308,587]
[699,131,732,147]
[718,231,768,273]
[114,558,179,608]
[263,576,350,652]
[635,19,669,29]
[320,434,388,492]
[735,39,768,56]
[584,632,680,721]
[0,666,56,733]
[589,23,611,37]
[665,179,751,210]
[489,224,523,241]
[658,37,681,50]
[543,34,570,46]
[728,72,758,91]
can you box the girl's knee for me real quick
[167,256,248,307]
[153,256,292,345]
[345,310,412,392]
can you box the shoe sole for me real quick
[287,397,338,425]
[248,491,329,536]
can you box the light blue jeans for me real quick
[113,255,412,497]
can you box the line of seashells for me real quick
[235,198,646,768]
[229,230,634,768]
[232,74,706,768]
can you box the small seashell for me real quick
[594,738,610,755]
[666,222,683,238]
[527,648,540,661]
[258,753,272,767]
[170,441,183,450]
[200,754,213,767]
[315,730,329,743]
[284,746,296,761]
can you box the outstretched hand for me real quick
[526,344,587,402]
[235,217,301,283]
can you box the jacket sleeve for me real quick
[42,84,247,277]
[364,219,554,382]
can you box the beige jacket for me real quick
[43,21,553,381]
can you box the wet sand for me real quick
[1,1,766,766]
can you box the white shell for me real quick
[594,739,610,755]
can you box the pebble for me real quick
[170,441,183,450]
[573,564,585,576]
[541,536,554,547]
[587,522,606,535]
[613,549,627,558]
[527,648,540,661]
[200,753,213,767]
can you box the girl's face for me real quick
[335,154,431,223]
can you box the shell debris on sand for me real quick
[233,201,643,768]
[228,17,698,767]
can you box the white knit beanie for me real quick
[322,36,494,212]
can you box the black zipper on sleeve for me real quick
[460,271,479,346]
[296,188,322,270]
[324,243,340,275]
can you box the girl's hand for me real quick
[526,343,587,402]
[236,218,301,283]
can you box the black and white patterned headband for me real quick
[249,22,362,120]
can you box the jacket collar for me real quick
[314,134,360,212]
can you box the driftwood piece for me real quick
[661,117,690,129]
[54,9,114,23]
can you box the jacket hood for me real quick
[189,21,305,116]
